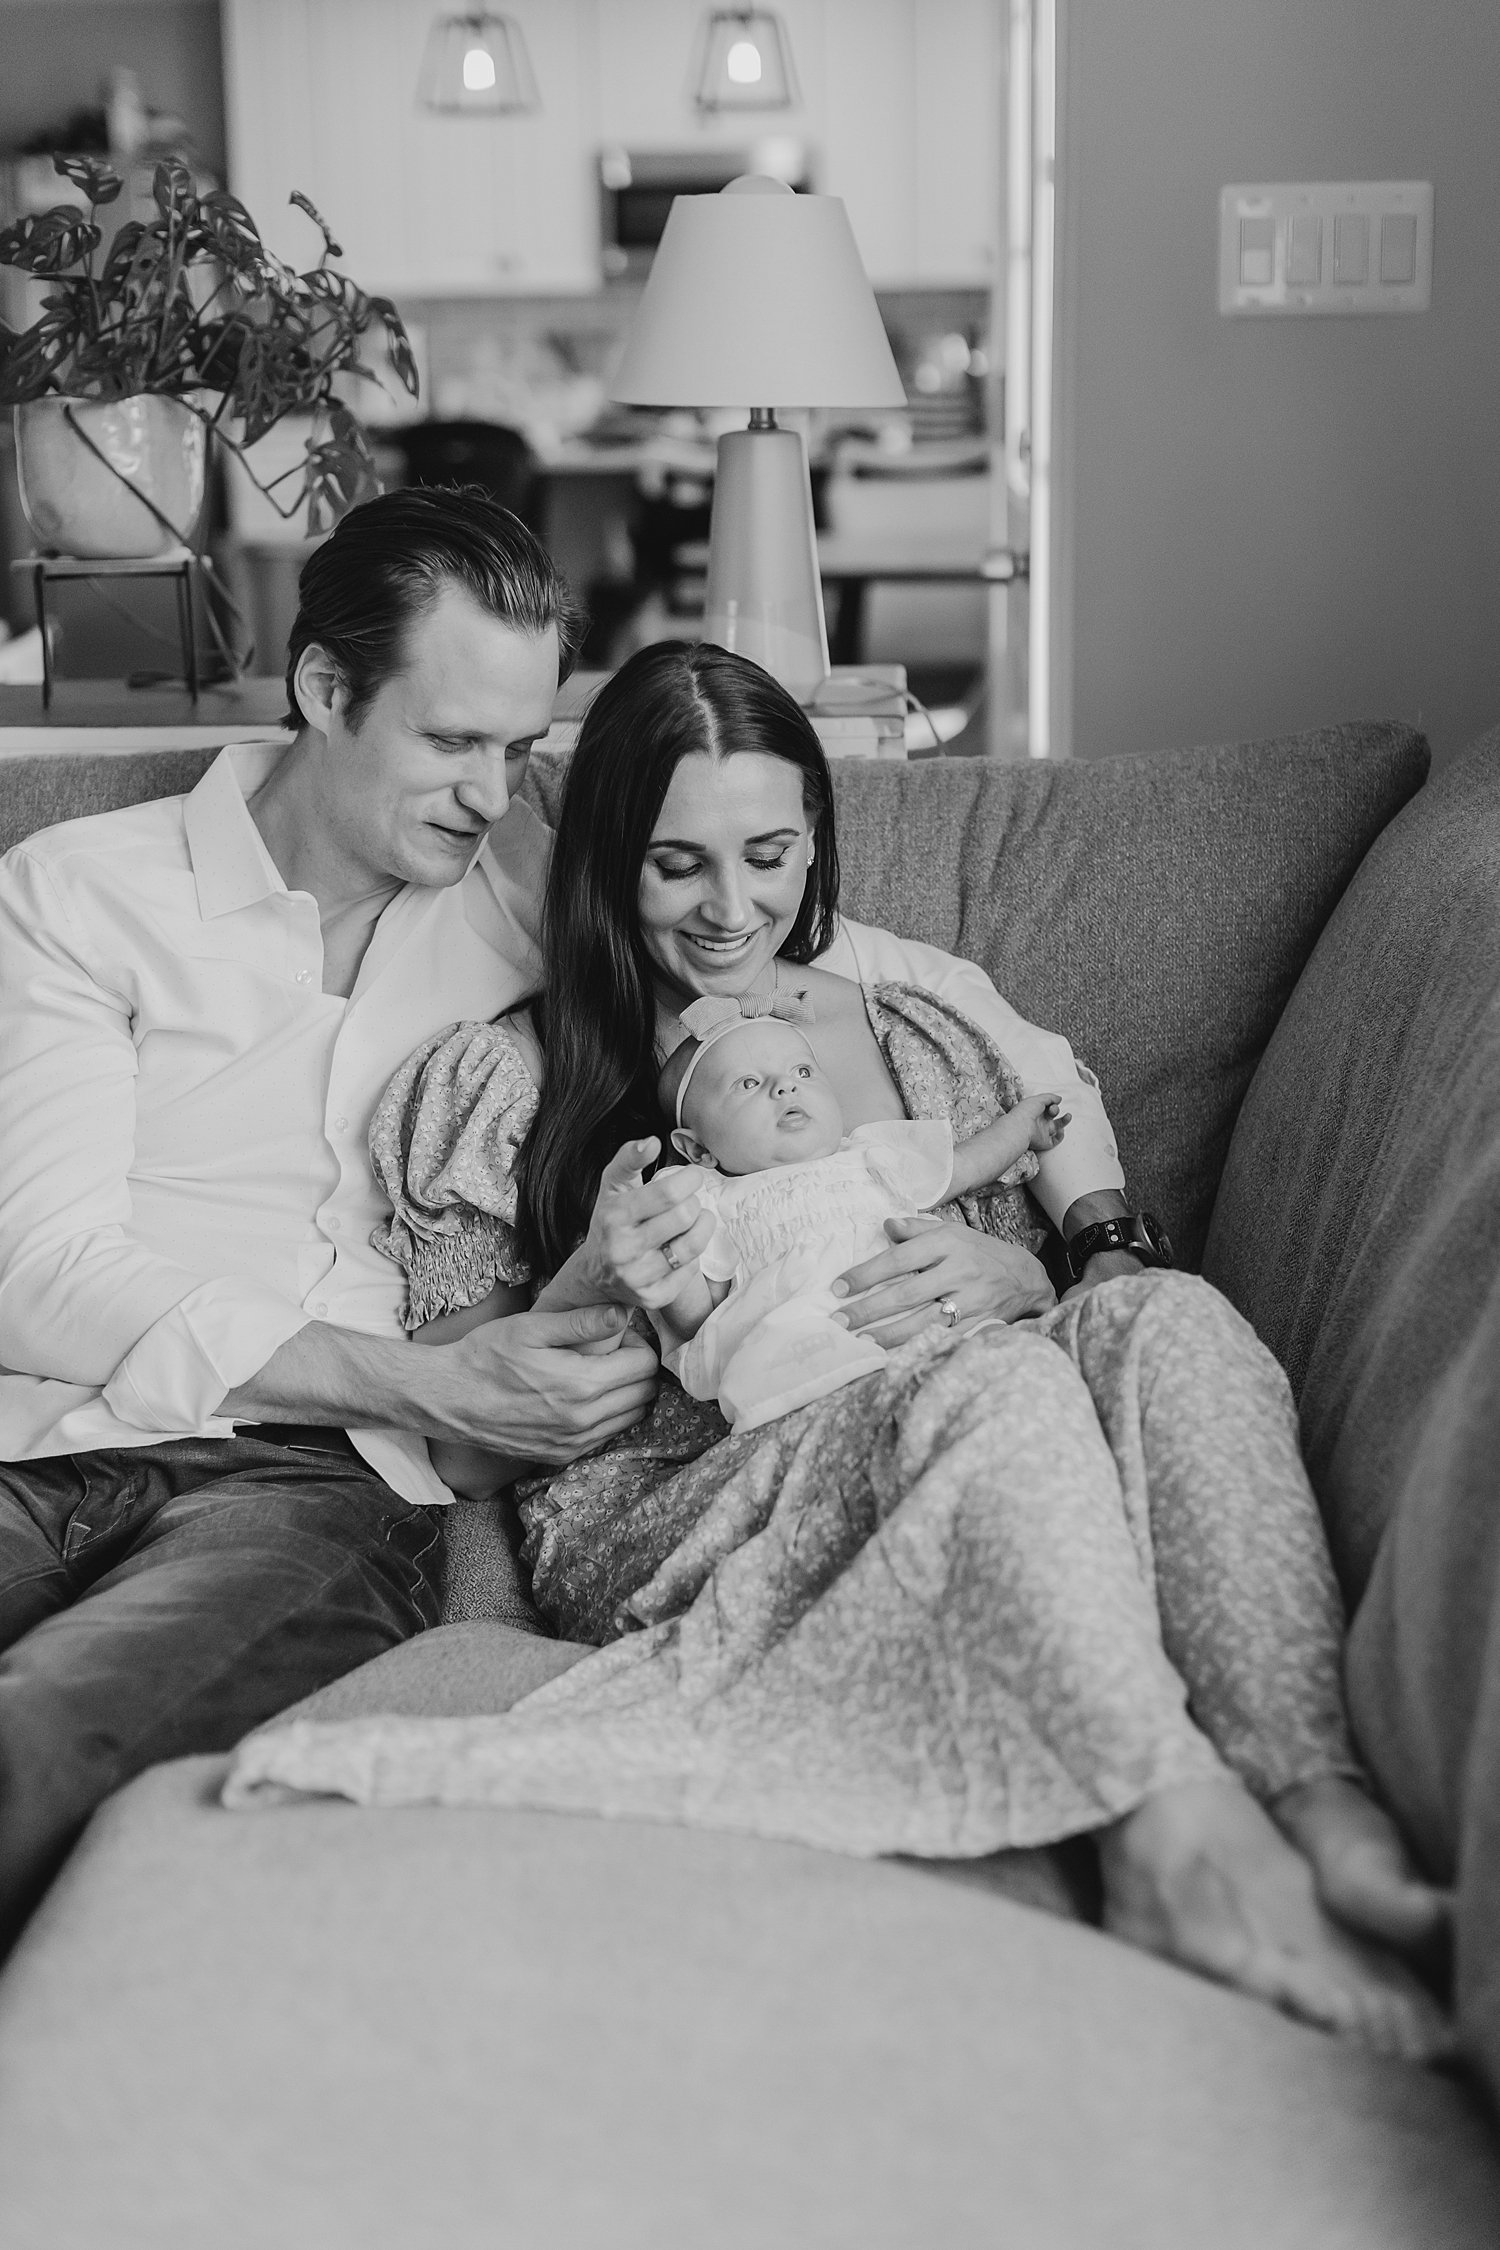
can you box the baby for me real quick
[653,996,1068,1434]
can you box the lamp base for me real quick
[702,422,829,703]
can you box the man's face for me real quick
[314,583,560,891]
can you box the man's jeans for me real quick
[0,1434,443,1944]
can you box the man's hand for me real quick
[221,1299,658,1472]
[831,1214,1055,1348]
[435,1303,659,1462]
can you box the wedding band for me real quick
[937,1295,959,1329]
[662,1239,683,1272]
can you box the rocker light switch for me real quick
[1239,214,1275,286]
[1219,182,1432,315]
[1380,212,1418,285]
[1333,212,1370,285]
[1287,212,1322,287]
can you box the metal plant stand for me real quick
[10,549,203,709]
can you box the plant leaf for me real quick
[288,189,342,262]
[53,154,123,206]
[0,310,78,405]
[152,157,198,224]
[365,294,420,396]
[305,420,379,535]
[0,209,102,275]
[196,189,279,285]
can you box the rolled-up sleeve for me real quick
[823,916,1125,1226]
[0,849,307,1427]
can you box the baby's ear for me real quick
[671,1127,716,1168]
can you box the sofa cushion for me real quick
[526,723,1427,1269]
[0,749,214,858]
[0,1752,1494,2250]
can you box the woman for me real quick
[230,643,1449,2059]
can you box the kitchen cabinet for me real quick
[224,0,999,300]
[223,0,597,295]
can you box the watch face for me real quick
[1134,1215,1173,1263]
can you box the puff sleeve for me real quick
[848,1119,955,1211]
[369,1017,541,1328]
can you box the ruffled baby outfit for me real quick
[671,1120,992,1432]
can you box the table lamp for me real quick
[610,175,906,702]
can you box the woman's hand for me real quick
[561,1138,719,1312]
[831,1214,1055,1347]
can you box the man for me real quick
[0,488,657,1937]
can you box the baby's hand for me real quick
[1017,1092,1071,1152]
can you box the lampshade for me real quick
[417,11,539,114]
[693,8,800,112]
[610,178,905,411]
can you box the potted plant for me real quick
[0,152,418,560]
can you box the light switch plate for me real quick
[1219,182,1432,315]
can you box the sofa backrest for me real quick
[6,719,1427,1281]
[0,751,215,861]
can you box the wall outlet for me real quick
[1218,182,1432,315]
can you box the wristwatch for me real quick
[1064,1212,1174,1284]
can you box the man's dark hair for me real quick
[283,484,583,729]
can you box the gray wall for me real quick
[0,0,224,175]
[1059,0,1500,766]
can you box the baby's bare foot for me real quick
[1098,1779,1456,2063]
[1271,1774,1452,1954]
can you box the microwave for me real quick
[599,146,811,281]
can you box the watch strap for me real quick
[1065,1212,1173,1283]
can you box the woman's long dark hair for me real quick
[515,640,841,1275]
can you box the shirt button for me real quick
[295,968,312,986]
[332,1115,349,1133]
[325,1215,341,1234]
[312,1300,329,1318]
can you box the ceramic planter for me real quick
[14,394,207,559]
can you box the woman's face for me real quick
[638,751,814,1003]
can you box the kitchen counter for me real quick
[0,670,606,761]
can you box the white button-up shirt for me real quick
[0,741,549,1505]
[0,740,1121,1506]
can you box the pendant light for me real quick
[417,12,539,114]
[693,9,800,113]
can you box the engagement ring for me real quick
[662,1239,683,1272]
[937,1296,959,1329]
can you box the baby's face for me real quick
[680,1021,845,1175]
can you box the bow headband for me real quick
[671,985,815,1128]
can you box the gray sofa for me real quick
[0,722,1498,2248]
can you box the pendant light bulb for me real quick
[694,10,799,112]
[417,12,540,115]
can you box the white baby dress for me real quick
[664,1118,957,1433]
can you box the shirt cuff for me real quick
[102,1282,312,1435]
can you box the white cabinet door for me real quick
[912,0,1001,285]
[224,0,596,297]
[821,0,917,283]
[808,0,999,286]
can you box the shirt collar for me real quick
[182,742,291,919]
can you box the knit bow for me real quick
[678,985,815,1040]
